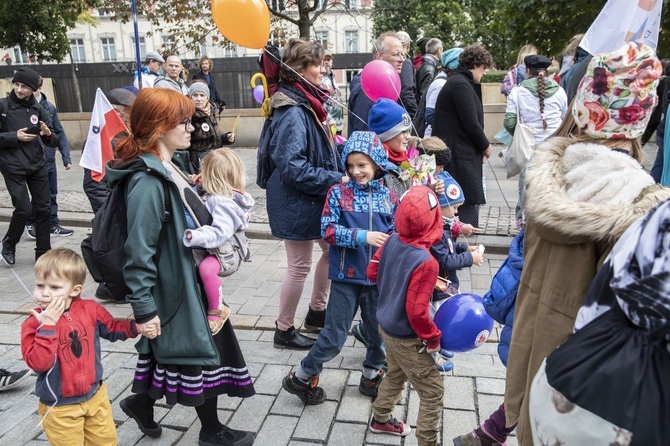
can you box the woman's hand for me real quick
[366,231,389,247]
[471,250,484,266]
[482,145,492,163]
[137,316,161,339]
[461,224,482,237]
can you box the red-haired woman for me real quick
[107,89,255,446]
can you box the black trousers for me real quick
[1,164,51,255]
[27,159,60,226]
[458,203,481,228]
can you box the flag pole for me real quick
[132,0,142,89]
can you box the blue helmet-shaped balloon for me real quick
[434,293,494,352]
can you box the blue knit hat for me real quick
[368,99,412,142]
[436,171,465,207]
[441,48,464,70]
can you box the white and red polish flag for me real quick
[79,88,127,182]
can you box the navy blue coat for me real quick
[483,231,524,366]
[266,83,343,240]
[430,221,473,292]
[347,73,373,135]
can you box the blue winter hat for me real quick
[441,48,464,70]
[436,171,465,207]
[368,98,412,142]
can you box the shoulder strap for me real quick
[0,98,7,130]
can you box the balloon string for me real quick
[262,48,369,128]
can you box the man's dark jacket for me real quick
[0,92,58,174]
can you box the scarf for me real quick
[383,142,408,166]
[10,90,35,108]
[293,80,329,123]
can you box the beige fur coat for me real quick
[503,137,670,445]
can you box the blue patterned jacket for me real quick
[321,131,397,285]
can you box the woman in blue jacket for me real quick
[266,39,346,349]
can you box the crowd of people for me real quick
[1,28,669,446]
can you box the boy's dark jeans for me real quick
[297,281,385,380]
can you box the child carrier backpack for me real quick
[80,166,172,302]
[258,44,281,97]
[180,179,251,277]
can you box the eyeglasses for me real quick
[383,52,405,61]
[181,118,192,131]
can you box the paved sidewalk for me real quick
[0,142,659,445]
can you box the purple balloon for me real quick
[360,60,401,102]
[253,85,265,104]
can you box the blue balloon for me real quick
[433,293,494,352]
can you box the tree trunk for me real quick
[298,18,311,39]
[69,49,83,113]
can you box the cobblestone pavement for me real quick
[0,142,659,444]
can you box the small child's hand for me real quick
[227,133,235,143]
[431,179,445,195]
[426,345,441,354]
[30,296,66,325]
[185,231,192,241]
[366,231,389,247]
[190,174,202,188]
[461,224,482,237]
[471,250,484,266]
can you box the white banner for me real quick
[581,0,662,56]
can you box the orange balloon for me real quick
[211,0,271,49]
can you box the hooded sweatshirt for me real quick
[368,186,444,349]
[322,131,396,285]
[504,77,568,145]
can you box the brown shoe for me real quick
[453,428,505,446]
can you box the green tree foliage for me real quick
[373,0,670,70]
[0,0,97,62]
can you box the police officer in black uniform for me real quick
[0,67,59,264]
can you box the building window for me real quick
[345,0,359,9]
[315,31,328,48]
[70,39,86,63]
[345,30,358,53]
[162,35,176,51]
[270,0,284,10]
[101,37,117,62]
[12,46,33,64]
[223,42,237,57]
[130,36,146,60]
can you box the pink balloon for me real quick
[253,85,265,104]
[360,60,401,102]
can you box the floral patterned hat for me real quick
[572,42,661,140]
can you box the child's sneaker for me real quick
[433,349,455,372]
[282,372,326,405]
[351,322,368,346]
[359,369,384,397]
[0,368,32,391]
[369,416,411,436]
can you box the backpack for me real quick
[179,174,251,277]
[258,44,282,97]
[80,168,172,302]
[256,111,275,189]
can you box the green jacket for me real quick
[106,153,219,365]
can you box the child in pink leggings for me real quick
[183,148,254,334]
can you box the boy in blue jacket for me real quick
[282,131,397,405]
[430,171,484,301]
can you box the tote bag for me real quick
[504,99,536,178]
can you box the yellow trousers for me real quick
[38,382,116,446]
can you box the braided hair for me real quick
[530,68,548,131]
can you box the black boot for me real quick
[1,238,15,265]
[120,394,162,438]
[273,322,316,350]
[303,305,326,332]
